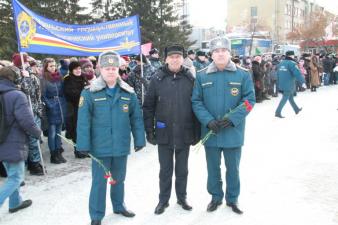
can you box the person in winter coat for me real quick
[119,57,131,82]
[41,58,67,164]
[59,59,70,77]
[77,51,145,225]
[193,51,210,72]
[79,58,96,83]
[127,54,156,105]
[192,37,255,214]
[275,51,306,118]
[183,56,196,77]
[143,44,201,215]
[269,56,280,97]
[11,53,44,176]
[0,66,41,213]
[297,59,307,92]
[252,56,264,102]
[148,48,162,71]
[63,61,89,159]
[309,55,320,91]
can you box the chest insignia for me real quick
[231,88,239,96]
[122,104,129,112]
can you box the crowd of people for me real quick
[0,38,337,224]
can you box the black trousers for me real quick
[158,145,189,203]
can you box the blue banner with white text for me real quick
[12,0,141,56]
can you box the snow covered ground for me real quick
[1,85,338,225]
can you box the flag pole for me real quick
[19,52,26,71]
[140,53,144,105]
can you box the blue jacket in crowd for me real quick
[41,78,67,125]
[277,58,305,92]
[0,79,41,162]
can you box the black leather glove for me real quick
[217,118,234,129]
[146,132,157,145]
[134,146,143,152]
[207,120,220,133]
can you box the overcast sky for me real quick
[80,0,338,29]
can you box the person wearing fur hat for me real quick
[76,50,145,225]
[148,48,162,70]
[187,49,196,61]
[41,58,67,164]
[0,66,41,212]
[275,51,306,118]
[193,50,210,72]
[192,37,255,214]
[63,61,89,159]
[79,58,96,83]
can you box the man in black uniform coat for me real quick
[143,44,200,215]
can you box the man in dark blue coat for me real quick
[77,51,145,225]
[0,66,41,213]
[192,37,255,214]
[275,51,306,118]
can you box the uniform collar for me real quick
[206,61,237,74]
[89,76,134,93]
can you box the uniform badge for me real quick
[122,104,129,112]
[79,96,84,107]
[231,88,239,96]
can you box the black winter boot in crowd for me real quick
[57,149,67,163]
[74,150,88,159]
[0,162,7,177]
[50,151,62,164]
[29,162,44,176]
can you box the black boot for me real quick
[177,199,192,210]
[74,150,88,159]
[29,162,44,176]
[207,200,222,212]
[154,202,169,215]
[114,209,135,217]
[50,151,62,164]
[91,220,101,225]
[226,202,243,214]
[57,149,67,163]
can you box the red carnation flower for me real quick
[244,100,253,112]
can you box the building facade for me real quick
[227,0,329,44]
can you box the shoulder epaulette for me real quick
[197,67,208,73]
[118,79,135,93]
